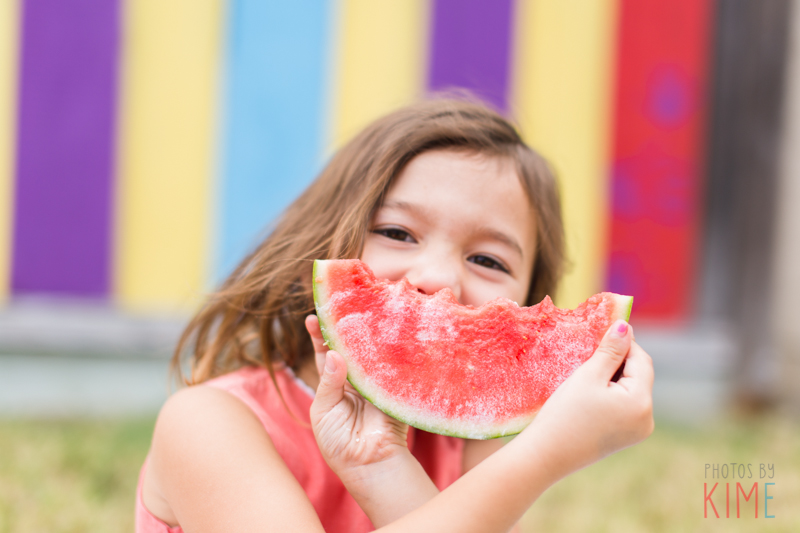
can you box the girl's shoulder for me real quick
[141,377,289,529]
[159,365,320,467]
[140,366,327,530]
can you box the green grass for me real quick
[523,416,800,532]
[0,418,154,533]
[0,416,798,532]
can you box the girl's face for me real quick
[361,149,537,307]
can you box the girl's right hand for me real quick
[520,319,655,481]
[305,316,439,526]
[305,315,410,468]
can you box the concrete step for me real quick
[0,354,171,416]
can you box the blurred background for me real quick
[0,0,799,531]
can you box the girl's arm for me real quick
[462,439,523,533]
[146,319,652,532]
[146,382,545,533]
[311,320,653,532]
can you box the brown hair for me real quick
[171,97,565,387]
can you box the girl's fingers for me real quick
[311,350,348,418]
[582,320,632,382]
[306,315,357,398]
[616,341,654,392]
[305,315,328,376]
[343,381,359,396]
[304,315,326,350]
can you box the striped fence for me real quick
[0,0,714,320]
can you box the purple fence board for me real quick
[12,0,119,297]
[428,0,514,112]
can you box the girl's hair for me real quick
[171,97,565,386]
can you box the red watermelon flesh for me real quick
[313,259,633,440]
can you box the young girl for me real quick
[136,98,654,532]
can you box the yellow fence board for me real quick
[0,0,20,302]
[116,0,223,312]
[331,0,428,148]
[513,0,618,308]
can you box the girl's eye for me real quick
[374,227,416,243]
[468,254,510,273]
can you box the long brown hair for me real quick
[171,97,565,386]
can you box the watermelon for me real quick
[313,259,633,440]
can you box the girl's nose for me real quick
[404,256,463,302]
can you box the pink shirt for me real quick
[135,366,465,532]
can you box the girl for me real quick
[136,98,654,532]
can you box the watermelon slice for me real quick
[313,259,632,439]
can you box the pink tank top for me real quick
[135,366,465,532]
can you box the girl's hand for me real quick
[521,319,654,481]
[305,316,439,526]
[305,315,409,467]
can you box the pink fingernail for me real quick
[616,320,629,336]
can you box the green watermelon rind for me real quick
[313,260,633,440]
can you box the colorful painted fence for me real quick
[0,0,714,320]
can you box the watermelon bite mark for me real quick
[313,259,633,440]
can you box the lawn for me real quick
[0,415,798,532]
[523,416,800,532]
[0,418,153,532]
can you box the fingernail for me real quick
[324,353,336,374]
[614,320,629,337]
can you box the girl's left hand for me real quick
[305,316,439,526]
